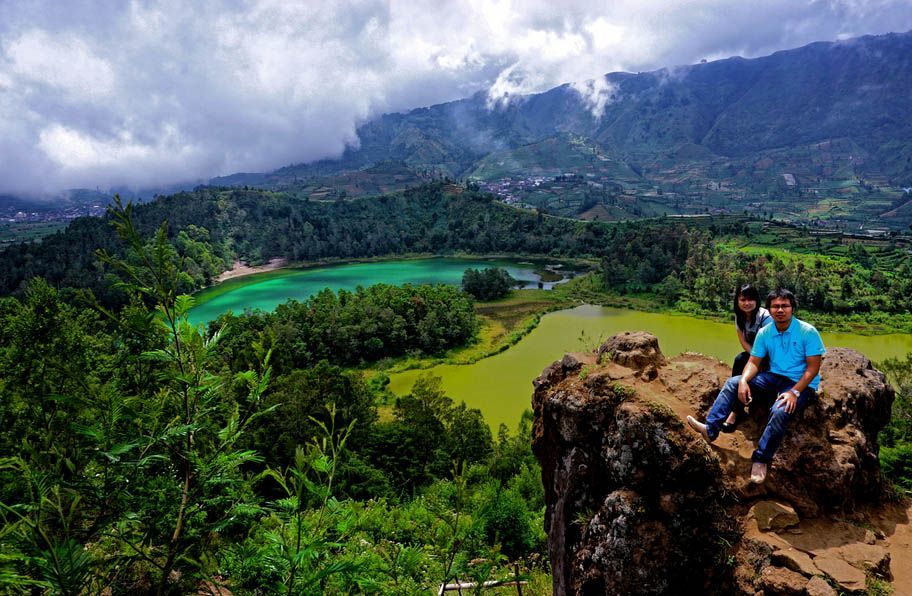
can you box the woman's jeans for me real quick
[705,371,816,463]
[732,351,751,376]
[728,352,771,420]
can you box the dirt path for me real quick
[872,501,912,594]
[215,258,288,283]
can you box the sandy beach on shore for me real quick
[215,257,288,282]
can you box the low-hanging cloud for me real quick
[569,77,618,120]
[0,0,909,196]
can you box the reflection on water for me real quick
[388,305,912,431]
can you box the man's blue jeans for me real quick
[705,371,816,463]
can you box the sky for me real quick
[0,0,910,197]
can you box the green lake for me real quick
[190,258,912,432]
[388,304,912,431]
[189,258,571,324]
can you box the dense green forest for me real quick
[7,181,909,321]
[2,184,912,592]
[461,268,516,302]
[0,204,547,593]
[213,283,477,372]
[600,227,912,319]
[0,184,617,306]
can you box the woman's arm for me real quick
[737,327,751,352]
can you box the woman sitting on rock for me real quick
[722,283,772,432]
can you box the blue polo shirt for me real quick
[751,317,826,390]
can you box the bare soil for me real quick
[215,257,288,282]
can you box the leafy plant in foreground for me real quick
[236,406,362,593]
[93,197,274,594]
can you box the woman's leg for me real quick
[731,351,751,376]
[724,352,751,428]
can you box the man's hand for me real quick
[738,378,752,405]
[775,391,798,414]
[738,357,762,406]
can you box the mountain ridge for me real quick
[211,29,912,229]
[5,30,912,229]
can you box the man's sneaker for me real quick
[686,416,712,443]
[750,462,768,484]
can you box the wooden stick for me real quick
[438,580,529,594]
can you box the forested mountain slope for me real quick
[0,183,616,302]
[5,179,910,320]
[259,32,912,186]
[200,32,912,229]
[7,32,911,229]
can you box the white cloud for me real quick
[39,124,169,170]
[570,77,618,120]
[6,29,115,100]
[0,0,909,195]
[487,63,548,109]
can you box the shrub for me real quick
[881,443,912,492]
[462,267,516,301]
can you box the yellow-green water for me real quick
[190,259,912,432]
[388,305,912,431]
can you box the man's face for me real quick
[768,297,794,325]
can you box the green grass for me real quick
[0,221,68,244]
[866,575,894,596]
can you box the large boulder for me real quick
[597,331,665,380]
[532,332,896,595]
[768,348,893,516]
[532,339,737,595]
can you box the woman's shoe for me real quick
[720,421,738,433]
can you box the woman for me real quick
[722,284,772,432]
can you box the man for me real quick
[687,288,826,484]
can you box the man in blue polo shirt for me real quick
[687,288,826,484]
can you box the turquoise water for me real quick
[189,259,912,431]
[189,258,567,324]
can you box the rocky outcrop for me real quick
[596,331,665,380]
[532,332,897,595]
[685,346,895,518]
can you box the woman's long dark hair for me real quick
[734,284,762,330]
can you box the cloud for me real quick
[487,64,548,110]
[570,77,618,120]
[0,0,909,195]
[7,30,115,100]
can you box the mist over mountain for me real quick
[187,31,910,230]
[6,30,912,230]
[255,31,912,185]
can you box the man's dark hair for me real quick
[765,288,798,312]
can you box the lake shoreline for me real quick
[197,256,912,342]
[385,303,912,431]
[215,257,289,282]
[194,253,596,309]
[190,255,589,324]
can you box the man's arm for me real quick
[775,355,822,413]
[737,355,764,404]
